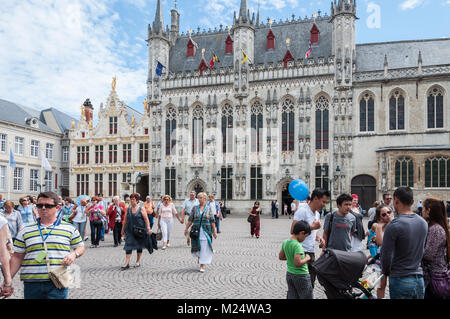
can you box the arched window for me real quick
[165,107,177,156]
[225,35,233,55]
[360,92,375,132]
[192,105,203,154]
[394,157,414,187]
[427,87,444,129]
[315,96,329,150]
[251,101,263,153]
[187,39,195,58]
[425,156,450,188]
[389,90,405,130]
[310,24,319,44]
[267,29,275,51]
[282,98,295,151]
[221,104,233,154]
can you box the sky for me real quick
[0,0,449,122]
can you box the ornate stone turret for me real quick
[147,0,170,107]
[330,0,357,91]
[82,99,94,123]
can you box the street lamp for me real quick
[129,172,142,193]
[35,182,46,193]
[217,169,233,215]
[322,165,341,213]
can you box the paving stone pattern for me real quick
[9,215,382,299]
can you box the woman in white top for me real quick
[374,204,393,299]
[157,195,183,250]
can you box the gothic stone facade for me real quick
[144,0,449,213]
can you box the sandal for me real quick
[134,263,141,268]
[121,264,130,271]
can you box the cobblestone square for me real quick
[9,215,377,299]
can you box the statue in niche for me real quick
[334,139,339,153]
[299,139,305,153]
[340,138,346,153]
[305,139,311,155]
[348,138,353,154]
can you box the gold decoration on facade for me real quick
[132,115,135,127]
[71,119,75,130]
[143,99,149,113]
[112,76,117,92]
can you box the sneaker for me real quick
[167,243,171,247]
[121,264,130,271]
[162,246,166,250]
[199,268,205,273]
[84,236,89,241]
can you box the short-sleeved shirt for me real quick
[293,204,320,253]
[182,198,199,216]
[0,215,7,230]
[323,212,356,252]
[18,205,34,224]
[159,203,177,220]
[282,239,309,275]
[72,206,87,223]
[13,220,84,282]
[1,210,23,239]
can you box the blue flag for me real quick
[155,61,165,76]
[9,148,16,169]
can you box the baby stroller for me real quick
[312,249,383,299]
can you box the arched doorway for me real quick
[351,175,377,212]
[277,178,294,216]
[136,175,149,199]
[186,179,207,197]
[193,183,204,195]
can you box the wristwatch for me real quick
[74,251,80,258]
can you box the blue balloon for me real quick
[288,179,309,201]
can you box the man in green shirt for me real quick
[279,221,313,299]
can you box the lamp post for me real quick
[217,169,233,215]
[130,172,142,194]
[321,165,341,213]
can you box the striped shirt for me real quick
[13,219,84,282]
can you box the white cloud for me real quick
[0,0,147,119]
[400,0,425,10]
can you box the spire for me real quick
[239,0,249,23]
[256,1,260,26]
[152,0,164,34]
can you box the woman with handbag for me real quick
[121,193,152,270]
[422,198,450,299]
[69,199,88,244]
[107,196,126,247]
[248,201,262,239]
[157,195,183,250]
[184,192,217,273]
[87,196,106,248]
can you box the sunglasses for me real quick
[381,211,392,217]
[36,203,57,209]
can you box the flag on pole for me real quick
[155,61,166,76]
[305,42,313,59]
[9,149,16,169]
[42,156,52,171]
[241,49,249,64]
[209,55,220,69]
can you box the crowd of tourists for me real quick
[280,187,450,300]
[0,188,448,300]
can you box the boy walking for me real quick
[279,221,313,299]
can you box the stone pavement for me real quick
[9,215,381,299]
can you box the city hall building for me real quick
[72,0,450,213]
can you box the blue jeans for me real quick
[215,216,221,232]
[148,214,154,229]
[72,221,86,238]
[24,281,68,299]
[100,224,105,239]
[389,275,425,299]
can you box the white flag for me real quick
[42,156,53,171]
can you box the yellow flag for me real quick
[241,49,248,64]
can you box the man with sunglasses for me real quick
[8,192,85,299]
[382,193,396,217]
[380,186,428,299]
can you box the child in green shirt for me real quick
[279,220,313,299]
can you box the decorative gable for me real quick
[283,50,294,67]
[198,59,208,75]
[187,39,195,58]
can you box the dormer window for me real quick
[198,59,208,75]
[310,24,319,44]
[187,39,195,58]
[225,35,233,55]
[267,29,275,50]
[283,50,294,67]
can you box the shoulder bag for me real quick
[190,207,205,241]
[44,242,74,289]
[431,269,450,297]
[130,207,147,240]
